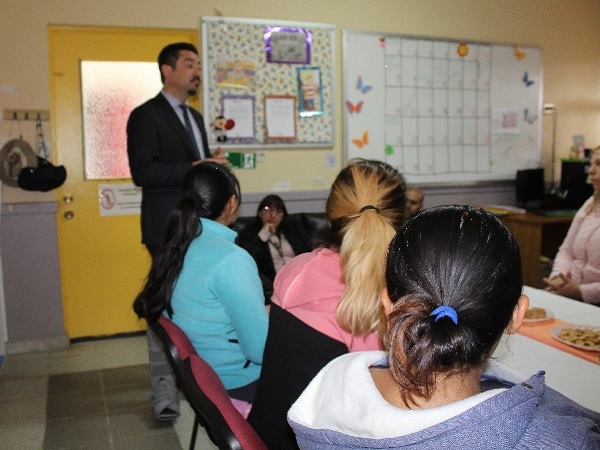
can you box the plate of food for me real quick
[523,306,554,323]
[550,325,600,352]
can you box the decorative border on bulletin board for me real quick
[202,16,335,149]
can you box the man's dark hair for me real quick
[157,42,199,83]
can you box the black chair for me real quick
[247,304,349,449]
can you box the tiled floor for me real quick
[0,335,218,449]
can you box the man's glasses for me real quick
[262,206,284,215]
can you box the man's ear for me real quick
[506,294,529,335]
[381,288,394,316]
[160,64,172,81]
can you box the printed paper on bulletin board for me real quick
[343,31,543,184]
[202,16,335,148]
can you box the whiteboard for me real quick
[343,31,543,184]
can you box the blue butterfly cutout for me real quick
[356,75,372,94]
[522,72,534,87]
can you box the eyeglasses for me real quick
[261,206,284,215]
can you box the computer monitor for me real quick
[560,160,594,209]
[516,168,545,208]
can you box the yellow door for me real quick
[49,26,199,338]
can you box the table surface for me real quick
[491,286,600,412]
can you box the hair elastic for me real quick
[359,204,380,214]
[430,305,458,324]
[184,190,204,208]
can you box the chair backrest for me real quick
[157,315,197,360]
[183,354,267,450]
[247,303,349,449]
[149,315,197,388]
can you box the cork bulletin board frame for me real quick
[202,16,335,149]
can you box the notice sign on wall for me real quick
[99,183,141,217]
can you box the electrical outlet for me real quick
[311,176,325,187]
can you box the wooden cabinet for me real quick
[499,213,573,288]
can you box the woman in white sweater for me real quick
[544,146,600,304]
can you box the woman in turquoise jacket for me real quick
[134,162,268,403]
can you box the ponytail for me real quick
[133,162,240,322]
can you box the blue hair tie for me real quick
[430,305,458,325]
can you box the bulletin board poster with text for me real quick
[202,17,335,149]
[343,31,543,184]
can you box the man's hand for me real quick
[192,147,228,166]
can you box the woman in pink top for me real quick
[272,158,407,349]
[544,147,600,304]
[248,158,407,449]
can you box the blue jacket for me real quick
[169,218,268,390]
[288,352,600,450]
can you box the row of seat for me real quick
[149,315,267,450]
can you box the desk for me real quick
[499,213,573,287]
[491,286,600,412]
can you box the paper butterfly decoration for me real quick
[352,130,369,148]
[356,76,372,94]
[523,108,538,124]
[514,45,527,61]
[346,100,363,114]
[522,72,534,87]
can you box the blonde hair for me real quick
[585,147,600,215]
[326,159,406,340]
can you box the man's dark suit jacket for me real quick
[127,92,210,246]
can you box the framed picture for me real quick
[297,66,323,117]
[221,95,256,143]
[264,27,312,64]
[264,95,297,141]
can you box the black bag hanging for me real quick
[17,116,67,192]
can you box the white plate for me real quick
[523,307,554,323]
[550,325,600,352]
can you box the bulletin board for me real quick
[343,31,543,184]
[202,16,335,149]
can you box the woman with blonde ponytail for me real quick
[248,158,407,449]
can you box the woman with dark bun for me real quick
[289,205,600,450]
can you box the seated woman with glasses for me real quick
[237,194,311,303]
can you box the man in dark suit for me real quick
[127,42,226,421]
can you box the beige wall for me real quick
[1,0,599,202]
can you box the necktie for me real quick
[179,104,201,159]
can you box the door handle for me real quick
[64,210,74,220]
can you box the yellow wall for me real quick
[1,0,599,201]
